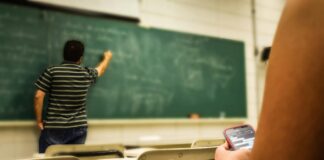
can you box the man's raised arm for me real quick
[96,50,113,77]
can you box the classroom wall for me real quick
[255,0,284,113]
[0,0,284,159]
[30,0,140,18]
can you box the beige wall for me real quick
[255,0,284,114]
[0,0,284,159]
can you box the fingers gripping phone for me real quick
[223,124,255,150]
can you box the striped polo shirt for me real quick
[35,62,98,129]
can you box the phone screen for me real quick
[225,125,255,150]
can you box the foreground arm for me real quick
[215,1,324,160]
[96,50,113,77]
[252,1,324,159]
[34,89,46,130]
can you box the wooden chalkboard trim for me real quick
[0,0,140,23]
[88,118,246,126]
[0,121,35,127]
[0,119,245,127]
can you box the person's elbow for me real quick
[34,89,45,101]
[96,67,105,77]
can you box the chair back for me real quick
[191,139,225,148]
[32,156,79,160]
[137,147,216,160]
[45,144,124,160]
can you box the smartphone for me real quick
[223,124,255,150]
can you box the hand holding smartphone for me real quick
[223,124,255,150]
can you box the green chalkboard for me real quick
[0,3,246,120]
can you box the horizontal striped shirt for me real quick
[35,62,98,129]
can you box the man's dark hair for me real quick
[63,40,84,62]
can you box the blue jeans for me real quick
[39,127,87,153]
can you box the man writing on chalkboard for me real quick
[33,40,112,153]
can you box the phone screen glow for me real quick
[227,126,255,150]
